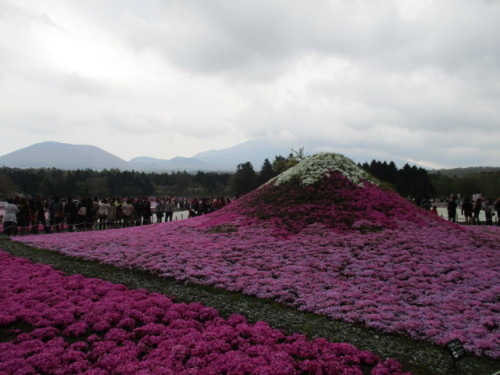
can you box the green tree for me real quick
[0,174,19,199]
[231,162,258,197]
[86,176,110,197]
[259,158,277,185]
[172,171,191,195]
[271,147,307,175]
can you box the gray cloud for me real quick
[111,1,500,77]
[0,0,499,167]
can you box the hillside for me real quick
[14,152,500,364]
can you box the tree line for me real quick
[0,168,232,199]
[429,170,500,200]
[359,161,499,200]
[1,152,498,201]
[0,150,305,200]
[359,161,436,198]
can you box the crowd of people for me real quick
[2,192,499,236]
[402,195,500,226]
[1,195,232,236]
[443,195,500,225]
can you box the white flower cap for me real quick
[268,152,379,187]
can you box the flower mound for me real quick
[14,152,500,359]
[0,251,409,375]
[268,152,378,187]
[223,152,445,235]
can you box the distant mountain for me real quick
[0,142,129,170]
[193,139,296,170]
[126,139,306,172]
[429,166,500,177]
[2,140,479,173]
[0,140,297,172]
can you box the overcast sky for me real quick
[1,0,499,168]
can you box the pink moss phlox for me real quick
[0,250,410,374]
[12,171,500,359]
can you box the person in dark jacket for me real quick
[49,196,64,232]
[141,197,152,225]
[65,197,79,232]
[461,195,473,224]
[133,198,144,225]
[473,195,483,225]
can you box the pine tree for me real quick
[259,158,277,185]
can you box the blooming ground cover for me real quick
[14,153,500,360]
[0,250,409,375]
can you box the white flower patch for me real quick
[268,152,379,187]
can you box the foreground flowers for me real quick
[0,250,409,374]
[14,153,500,359]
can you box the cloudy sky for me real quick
[1,0,499,168]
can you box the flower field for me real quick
[12,153,500,365]
[0,250,408,374]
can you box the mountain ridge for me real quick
[0,141,129,170]
[1,141,497,173]
[0,140,294,172]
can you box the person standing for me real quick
[155,197,165,223]
[98,199,111,230]
[112,197,122,228]
[65,197,79,232]
[49,196,64,232]
[133,198,143,226]
[483,198,494,225]
[2,198,19,235]
[495,198,500,226]
[107,199,117,229]
[165,197,175,222]
[141,197,152,225]
[76,198,88,230]
[33,194,47,234]
[17,197,31,235]
[447,195,458,222]
[461,195,473,224]
[121,199,134,227]
[473,195,483,225]
[92,198,100,230]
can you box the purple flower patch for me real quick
[0,251,408,374]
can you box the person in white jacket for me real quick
[2,198,19,235]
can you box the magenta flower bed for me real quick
[230,171,436,234]
[13,158,500,359]
[0,250,408,375]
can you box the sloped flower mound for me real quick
[269,152,378,186]
[210,153,444,235]
[14,153,500,359]
[0,251,409,375]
